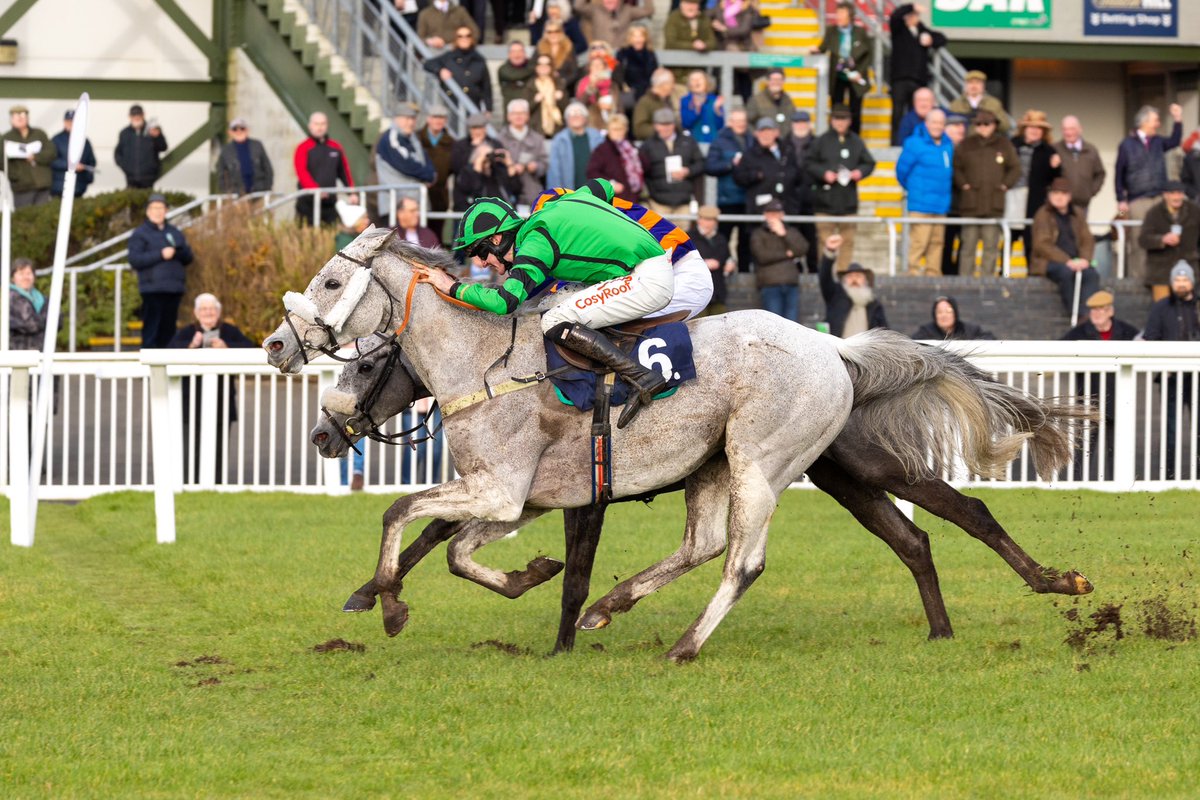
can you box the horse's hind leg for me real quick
[555,505,606,654]
[807,457,953,640]
[446,509,558,598]
[578,458,729,632]
[890,478,1092,596]
[343,518,461,613]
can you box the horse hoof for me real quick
[342,592,377,613]
[1069,571,1094,595]
[664,645,697,664]
[527,555,565,581]
[380,594,410,637]
[576,609,611,631]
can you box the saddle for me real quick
[550,311,690,372]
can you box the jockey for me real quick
[427,179,676,427]
[532,182,714,320]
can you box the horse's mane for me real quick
[385,237,461,273]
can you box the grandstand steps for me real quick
[248,0,385,157]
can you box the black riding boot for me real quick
[547,322,668,429]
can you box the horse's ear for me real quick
[371,227,399,256]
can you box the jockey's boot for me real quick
[547,322,668,429]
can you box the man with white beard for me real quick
[818,234,888,337]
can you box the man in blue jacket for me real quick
[374,104,435,218]
[127,194,194,348]
[896,108,953,275]
[51,109,96,198]
[704,107,753,272]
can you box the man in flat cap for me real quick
[949,70,1010,135]
[1138,179,1199,301]
[3,104,57,207]
[115,104,167,188]
[806,104,874,270]
[640,106,704,217]
[51,109,96,199]
[374,104,435,219]
[216,118,273,196]
[1062,289,1140,479]
[1031,177,1100,315]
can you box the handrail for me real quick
[296,0,481,139]
[62,194,241,268]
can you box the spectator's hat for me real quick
[1017,109,1051,131]
[1170,260,1195,284]
[838,262,875,286]
[64,109,75,120]
[755,117,777,131]
[760,198,783,213]
[1163,179,1186,193]
[9,103,28,115]
[945,113,969,125]
[830,104,852,119]
[466,111,489,128]
[146,192,168,208]
[972,110,998,126]
[1048,177,1072,194]
[652,108,676,125]
[129,104,144,116]
[964,70,987,82]
[792,110,811,122]
[336,200,369,229]
[697,205,720,220]
[394,103,418,119]
[427,104,449,118]
[228,117,248,130]
[1085,290,1114,309]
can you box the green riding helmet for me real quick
[451,197,525,254]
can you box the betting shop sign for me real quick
[932,0,1052,28]
[1084,0,1177,37]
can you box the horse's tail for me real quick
[832,330,1094,480]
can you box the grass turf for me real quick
[0,489,1197,798]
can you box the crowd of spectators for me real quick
[6,1,1200,358]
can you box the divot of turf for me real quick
[312,638,366,653]
[470,639,529,656]
[1138,595,1197,641]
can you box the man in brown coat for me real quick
[953,110,1020,275]
[417,105,456,239]
[1052,115,1106,214]
[574,0,652,49]
[749,199,807,322]
[1031,177,1099,315]
[631,69,682,141]
[1138,180,1200,300]
[417,1,480,49]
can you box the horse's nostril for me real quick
[267,340,284,353]
[314,432,329,444]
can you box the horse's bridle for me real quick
[327,339,442,452]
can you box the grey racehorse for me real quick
[311,335,1092,651]
[266,231,1059,660]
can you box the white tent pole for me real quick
[25,92,89,546]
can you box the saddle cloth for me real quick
[544,321,696,411]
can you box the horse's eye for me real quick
[357,362,374,374]
[325,279,342,290]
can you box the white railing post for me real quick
[68,270,77,352]
[198,372,220,488]
[887,219,897,275]
[1112,360,1137,490]
[1115,222,1127,279]
[147,363,178,543]
[113,267,123,353]
[8,364,31,546]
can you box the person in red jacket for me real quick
[293,112,357,226]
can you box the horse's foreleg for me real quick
[554,505,606,654]
[891,478,1093,596]
[343,518,460,614]
[579,458,728,631]
[807,457,953,640]
[445,510,555,598]
[664,458,776,663]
